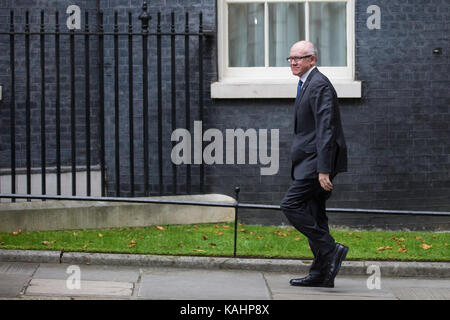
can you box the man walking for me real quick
[280,41,348,288]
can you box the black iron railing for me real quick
[0,2,213,200]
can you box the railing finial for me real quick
[139,1,151,32]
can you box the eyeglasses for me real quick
[286,55,313,63]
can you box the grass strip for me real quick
[0,223,449,262]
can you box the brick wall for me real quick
[0,0,448,226]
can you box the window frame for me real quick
[212,0,361,98]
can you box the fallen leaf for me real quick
[294,237,302,241]
[156,226,165,231]
[73,232,78,236]
[202,235,208,240]
[193,225,199,229]
[398,247,407,253]
[18,229,22,233]
[98,233,103,238]
[217,232,223,236]
[274,230,288,237]
[348,232,354,235]
[240,229,247,233]
[420,244,432,250]
[12,232,19,236]
[214,225,220,228]
[415,236,422,240]
[178,243,184,248]
[256,236,263,240]
[223,225,230,229]
[127,244,136,248]
[0,242,4,245]
[82,244,88,249]
[138,236,144,239]
[129,240,137,245]
[432,235,437,239]
[377,246,393,251]
[193,249,205,252]
[209,243,216,247]
[250,231,254,235]
[445,243,448,247]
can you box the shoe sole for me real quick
[290,282,327,287]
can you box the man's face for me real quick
[289,45,316,77]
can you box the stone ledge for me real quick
[0,194,235,232]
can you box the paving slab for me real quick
[263,273,397,300]
[32,263,140,282]
[25,278,134,297]
[382,277,450,300]
[0,274,30,297]
[389,288,450,300]
[138,267,270,300]
[0,262,39,276]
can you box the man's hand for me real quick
[318,173,333,191]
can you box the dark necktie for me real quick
[294,79,303,133]
[296,79,303,100]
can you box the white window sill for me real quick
[211,79,362,99]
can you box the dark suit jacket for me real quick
[290,67,347,180]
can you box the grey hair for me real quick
[308,44,318,57]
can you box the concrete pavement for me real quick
[0,259,449,300]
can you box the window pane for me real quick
[228,3,265,67]
[269,3,305,67]
[310,2,347,66]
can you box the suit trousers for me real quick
[281,179,336,275]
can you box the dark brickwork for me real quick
[0,0,448,226]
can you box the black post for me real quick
[25,11,31,200]
[198,12,204,193]
[128,11,135,197]
[70,27,76,196]
[55,11,61,196]
[170,11,177,195]
[233,186,240,257]
[98,11,106,197]
[114,11,120,197]
[9,11,15,202]
[85,11,91,196]
[139,2,151,196]
[157,12,163,195]
[40,10,46,199]
[185,12,191,194]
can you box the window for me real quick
[212,0,361,98]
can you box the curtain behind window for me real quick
[229,3,265,67]
[310,2,347,66]
[269,3,305,67]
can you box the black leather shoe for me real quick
[323,243,349,287]
[290,274,326,287]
